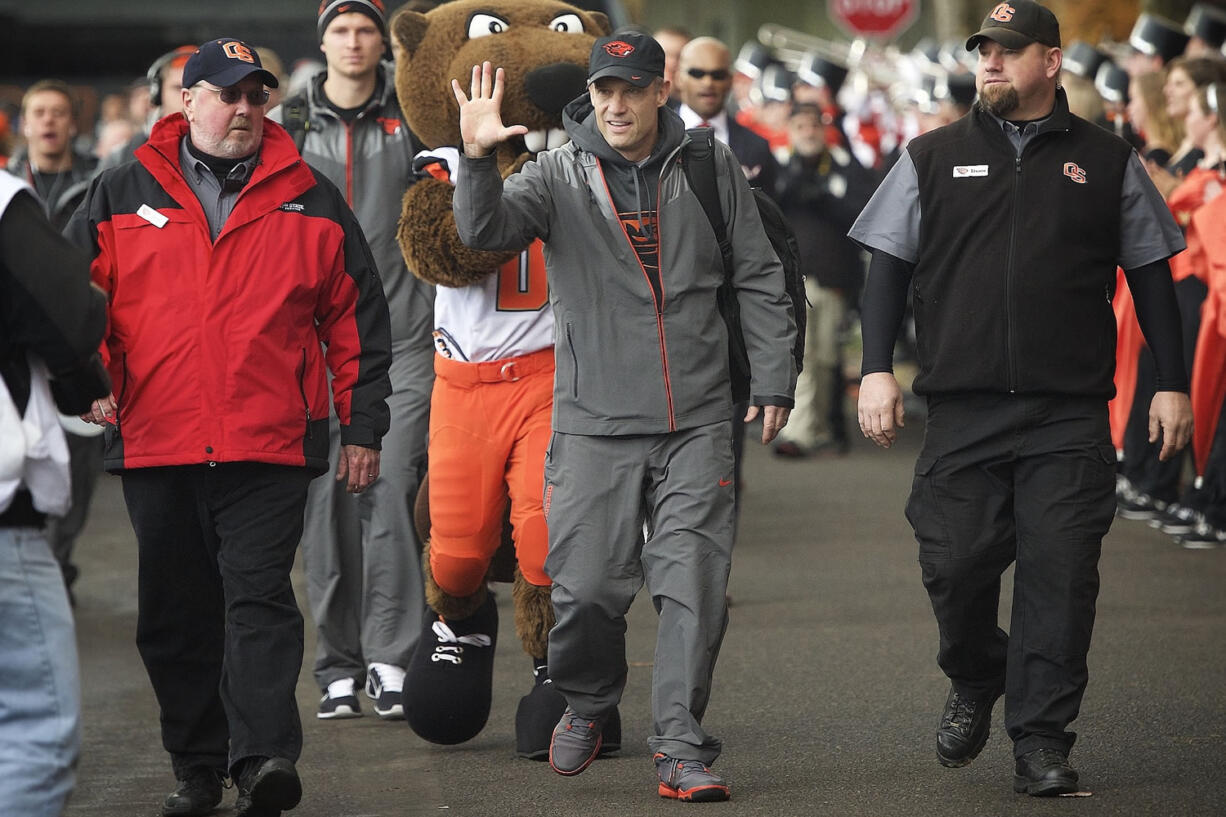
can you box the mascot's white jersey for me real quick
[418,147,554,362]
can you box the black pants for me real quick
[906,394,1116,757]
[1121,275,1205,501]
[122,463,314,776]
[46,431,104,590]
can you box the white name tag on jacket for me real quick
[952,165,990,178]
[137,204,168,228]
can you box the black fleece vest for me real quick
[907,94,1133,398]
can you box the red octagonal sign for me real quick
[829,0,920,40]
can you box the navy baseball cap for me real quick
[182,38,280,89]
[587,32,665,88]
[966,1,1061,52]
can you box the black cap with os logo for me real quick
[587,32,665,88]
[182,38,280,90]
[966,1,1061,52]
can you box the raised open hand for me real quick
[452,61,529,158]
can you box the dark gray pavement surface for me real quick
[64,429,1226,817]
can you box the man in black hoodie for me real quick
[851,0,1191,797]
[452,32,796,803]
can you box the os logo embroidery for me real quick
[603,40,635,58]
[1063,162,1087,184]
[990,3,1016,22]
[222,41,255,64]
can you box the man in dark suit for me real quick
[675,36,779,196]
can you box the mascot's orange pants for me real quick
[428,347,553,597]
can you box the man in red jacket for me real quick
[66,38,392,817]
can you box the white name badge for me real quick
[137,204,168,228]
[952,165,990,178]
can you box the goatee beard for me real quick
[980,83,1019,118]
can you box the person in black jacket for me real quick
[0,172,110,817]
[5,80,97,231]
[674,36,778,195]
[772,103,874,459]
[850,0,1192,797]
[6,80,106,605]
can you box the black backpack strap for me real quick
[683,127,751,400]
[682,127,733,282]
[280,93,311,153]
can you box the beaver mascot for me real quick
[391,0,620,758]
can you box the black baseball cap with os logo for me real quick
[182,38,280,90]
[587,32,665,88]
[965,1,1061,52]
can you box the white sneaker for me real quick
[318,677,362,720]
[365,663,406,720]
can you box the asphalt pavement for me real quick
[64,426,1225,817]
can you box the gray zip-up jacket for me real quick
[270,64,433,345]
[455,97,795,436]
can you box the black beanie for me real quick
[317,0,387,40]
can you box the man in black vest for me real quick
[850,0,1192,797]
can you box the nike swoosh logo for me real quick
[718,478,733,487]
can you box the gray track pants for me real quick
[300,339,433,688]
[544,422,735,764]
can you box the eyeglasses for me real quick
[686,68,731,81]
[197,83,270,106]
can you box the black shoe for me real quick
[161,766,223,817]
[1013,748,1079,796]
[405,593,498,745]
[936,684,1002,767]
[772,441,808,459]
[1176,519,1226,549]
[516,663,568,760]
[1116,488,1166,521]
[1150,502,1204,535]
[234,756,301,817]
[598,705,622,756]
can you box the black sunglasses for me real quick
[198,83,271,106]
[686,67,731,81]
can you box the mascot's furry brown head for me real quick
[390,0,610,289]
[392,0,610,172]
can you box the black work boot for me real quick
[936,684,1003,767]
[1013,748,1079,796]
[234,756,302,817]
[161,766,224,817]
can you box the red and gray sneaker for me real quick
[654,753,731,802]
[548,708,607,776]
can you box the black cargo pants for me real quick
[906,394,1116,758]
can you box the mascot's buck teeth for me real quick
[523,128,570,153]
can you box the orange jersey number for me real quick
[496,241,548,312]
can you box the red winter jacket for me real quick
[65,114,392,474]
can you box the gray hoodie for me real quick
[455,97,795,436]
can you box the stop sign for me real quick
[829,0,920,40]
